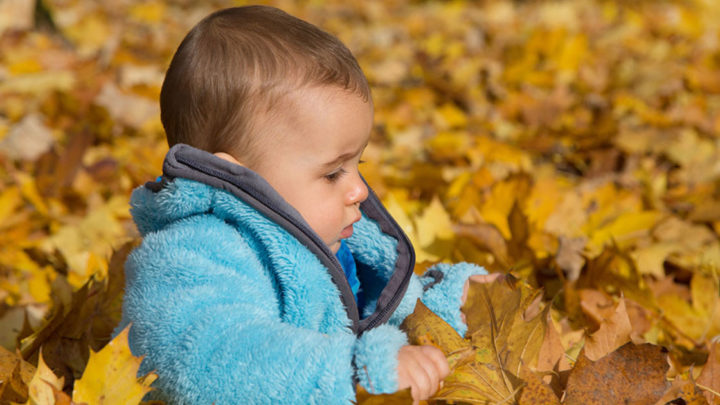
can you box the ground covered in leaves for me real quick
[1,0,719,403]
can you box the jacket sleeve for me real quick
[386,262,487,338]
[115,215,404,404]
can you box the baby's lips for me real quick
[340,215,361,239]
[340,224,354,239]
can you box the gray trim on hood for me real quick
[150,144,415,336]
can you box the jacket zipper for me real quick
[360,192,416,333]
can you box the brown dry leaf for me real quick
[463,276,521,337]
[417,333,475,371]
[536,310,566,378]
[465,276,546,373]
[430,277,547,403]
[0,345,35,403]
[431,360,523,404]
[624,298,654,343]
[401,299,469,355]
[517,366,560,405]
[681,382,713,405]
[19,241,135,388]
[564,343,669,405]
[654,373,711,405]
[453,222,511,269]
[577,246,654,309]
[580,290,633,361]
[0,360,29,403]
[697,341,720,404]
[354,385,413,404]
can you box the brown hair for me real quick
[159,5,371,166]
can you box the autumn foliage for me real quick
[1,0,720,403]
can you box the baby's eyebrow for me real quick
[320,140,368,169]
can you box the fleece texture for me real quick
[115,177,486,404]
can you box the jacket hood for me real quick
[130,144,415,335]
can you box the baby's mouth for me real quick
[340,224,354,239]
[340,217,361,239]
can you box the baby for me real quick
[115,5,492,404]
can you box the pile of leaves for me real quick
[1,0,719,403]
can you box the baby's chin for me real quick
[328,240,341,254]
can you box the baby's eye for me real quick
[325,168,347,183]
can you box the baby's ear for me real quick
[214,152,245,166]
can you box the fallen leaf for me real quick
[401,299,468,355]
[0,345,35,403]
[564,343,669,405]
[658,273,720,344]
[72,324,157,405]
[20,242,134,388]
[555,236,587,281]
[654,373,710,405]
[453,222,511,269]
[0,114,55,161]
[25,349,65,405]
[696,341,720,404]
[587,211,663,256]
[631,242,678,278]
[354,385,413,404]
[415,196,455,248]
[432,360,523,404]
[536,310,565,373]
[518,366,560,405]
[430,277,548,403]
[582,296,632,361]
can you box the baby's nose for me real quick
[347,178,368,205]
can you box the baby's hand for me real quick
[396,345,450,403]
[460,273,504,324]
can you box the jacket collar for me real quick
[149,144,415,335]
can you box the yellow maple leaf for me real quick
[587,211,663,256]
[72,325,157,405]
[630,243,678,278]
[24,349,64,405]
[415,197,454,248]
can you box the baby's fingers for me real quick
[397,345,450,401]
[422,345,450,380]
[407,356,434,399]
[469,273,504,284]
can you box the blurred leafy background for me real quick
[1,0,720,403]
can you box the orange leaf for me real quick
[564,343,669,405]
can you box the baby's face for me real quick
[249,86,372,254]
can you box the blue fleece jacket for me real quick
[114,145,486,404]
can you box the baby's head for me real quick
[160,5,372,253]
